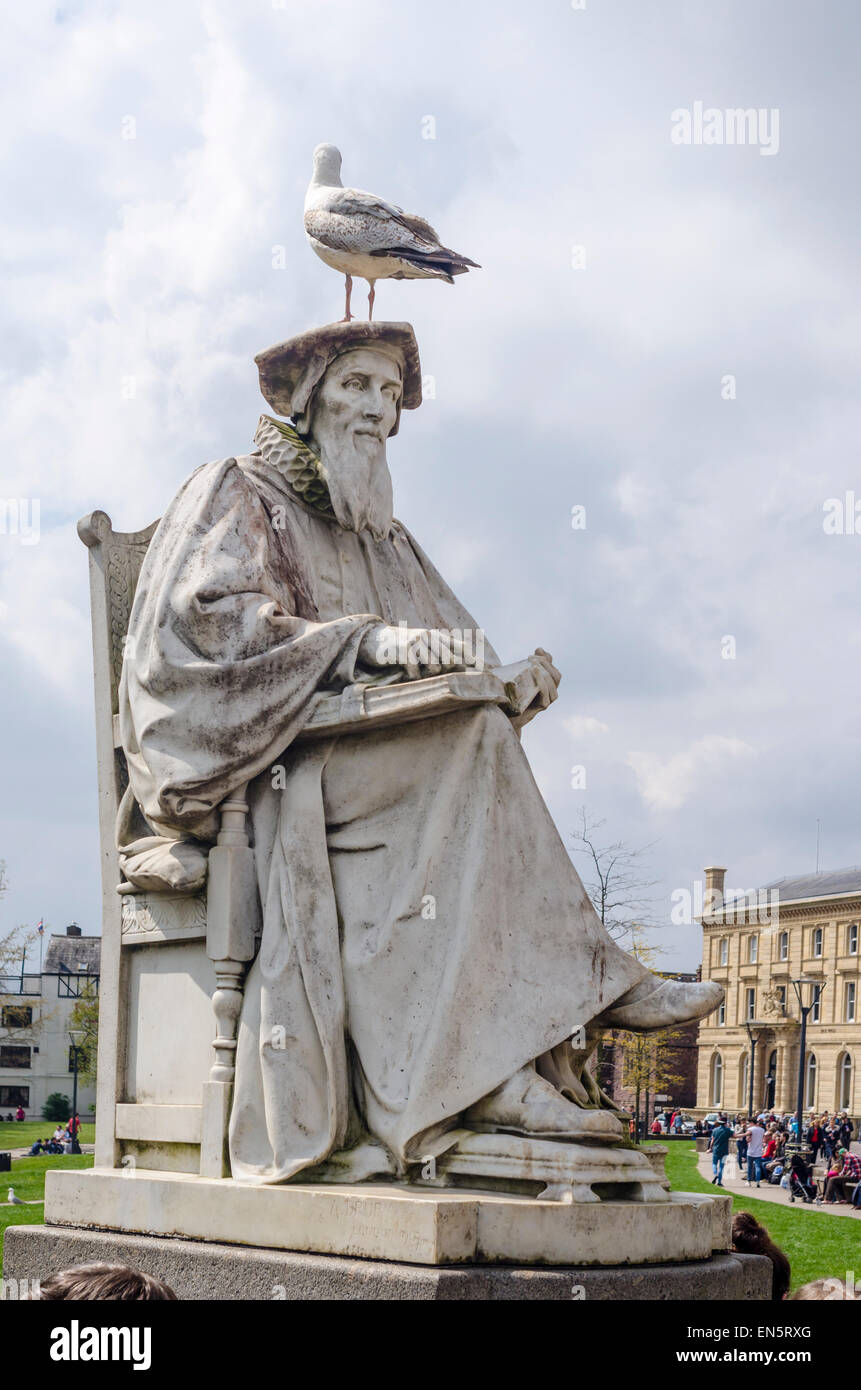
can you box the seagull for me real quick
[304,144,480,322]
[7,1187,24,1205]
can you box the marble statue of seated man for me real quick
[119,320,721,1184]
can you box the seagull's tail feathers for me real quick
[374,244,480,283]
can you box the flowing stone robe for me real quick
[120,439,646,1185]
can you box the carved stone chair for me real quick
[79,511,258,1178]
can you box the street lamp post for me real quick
[789,976,826,1160]
[68,1029,84,1155]
[744,1020,766,1120]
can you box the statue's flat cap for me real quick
[255,320,422,420]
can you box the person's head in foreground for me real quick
[791,1278,861,1300]
[38,1262,177,1300]
[731,1211,790,1301]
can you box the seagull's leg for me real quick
[342,275,354,323]
[367,280,376,322]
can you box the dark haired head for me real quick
[731,1212,790,1300]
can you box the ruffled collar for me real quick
[253,415,335,519]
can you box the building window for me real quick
[811,984,822,1023]
[765,1050,777,1110]
[749,935,758,964]
[0,1006,32,1029]
[0,1045,30,1069]
[778,931,788,962]
[849,924,859,956]
[0,1085,30,1108]
[720,937,729,966]
[813,927,823,958]
[805,1053,817,1109]
[777,984,787,1012]
[846,981,856,1024]
[718,999,726,1025]
[711,1053,723,1106]
[839,1052,853,1112]
[739,1052,749,1107]
[746,988,756,1021]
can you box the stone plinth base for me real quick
[44,1169,729,1267]
[3,1225,772,1301]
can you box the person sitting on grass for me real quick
[823,1147,861,1204]
[28,1138,46,1156]
[731,1212,790,1301]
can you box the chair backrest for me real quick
[77,510,159,1168]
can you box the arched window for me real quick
[838,1052,853,1112]
[739,1051,749,1107]
[712,1053,723,1106]
[778,931,788,962]
[848,924,858,956]
[720,937,729,966]
[805,1053,817,1109]
[813,927,823,958]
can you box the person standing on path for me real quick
[710,1115,733,1187]
[746,1119,765,1186]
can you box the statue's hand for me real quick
[358,623,481,681]
[509,648,562,728]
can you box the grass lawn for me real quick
[650,1139,860,1292]
[0,1120,95,1151]
[1,1153,94,1277]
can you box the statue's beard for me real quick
[317,429,393,541]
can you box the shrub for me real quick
[42,1093,71,1122]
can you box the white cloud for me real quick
[563,715,610,740]
[627,736,755,813]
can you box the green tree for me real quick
[70,979,99,1088]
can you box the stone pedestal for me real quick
[41,1168,728,1267]
[4,1225,771,1301]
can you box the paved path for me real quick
[696,1150,861,1219]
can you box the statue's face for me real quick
[309,348,402,451]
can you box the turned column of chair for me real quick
[199,783,261,1178]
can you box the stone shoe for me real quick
[463,1067,622,1142]
[594,977,723,1033]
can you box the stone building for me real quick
[0,924,99,1121]
[696,866,859,1120]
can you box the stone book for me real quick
[297,660,538,739]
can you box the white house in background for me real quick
[0,924,100,1122]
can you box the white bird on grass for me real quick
[7,1187,25,1205]
[304,143,480,322]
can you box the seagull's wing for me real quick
[305,185,442,255]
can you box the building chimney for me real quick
[703,866,726,914]
[66,922,82,937]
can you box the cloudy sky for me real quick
[2,0,860,971]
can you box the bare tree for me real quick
[570,807,660,948]
[0,864,45,1044]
